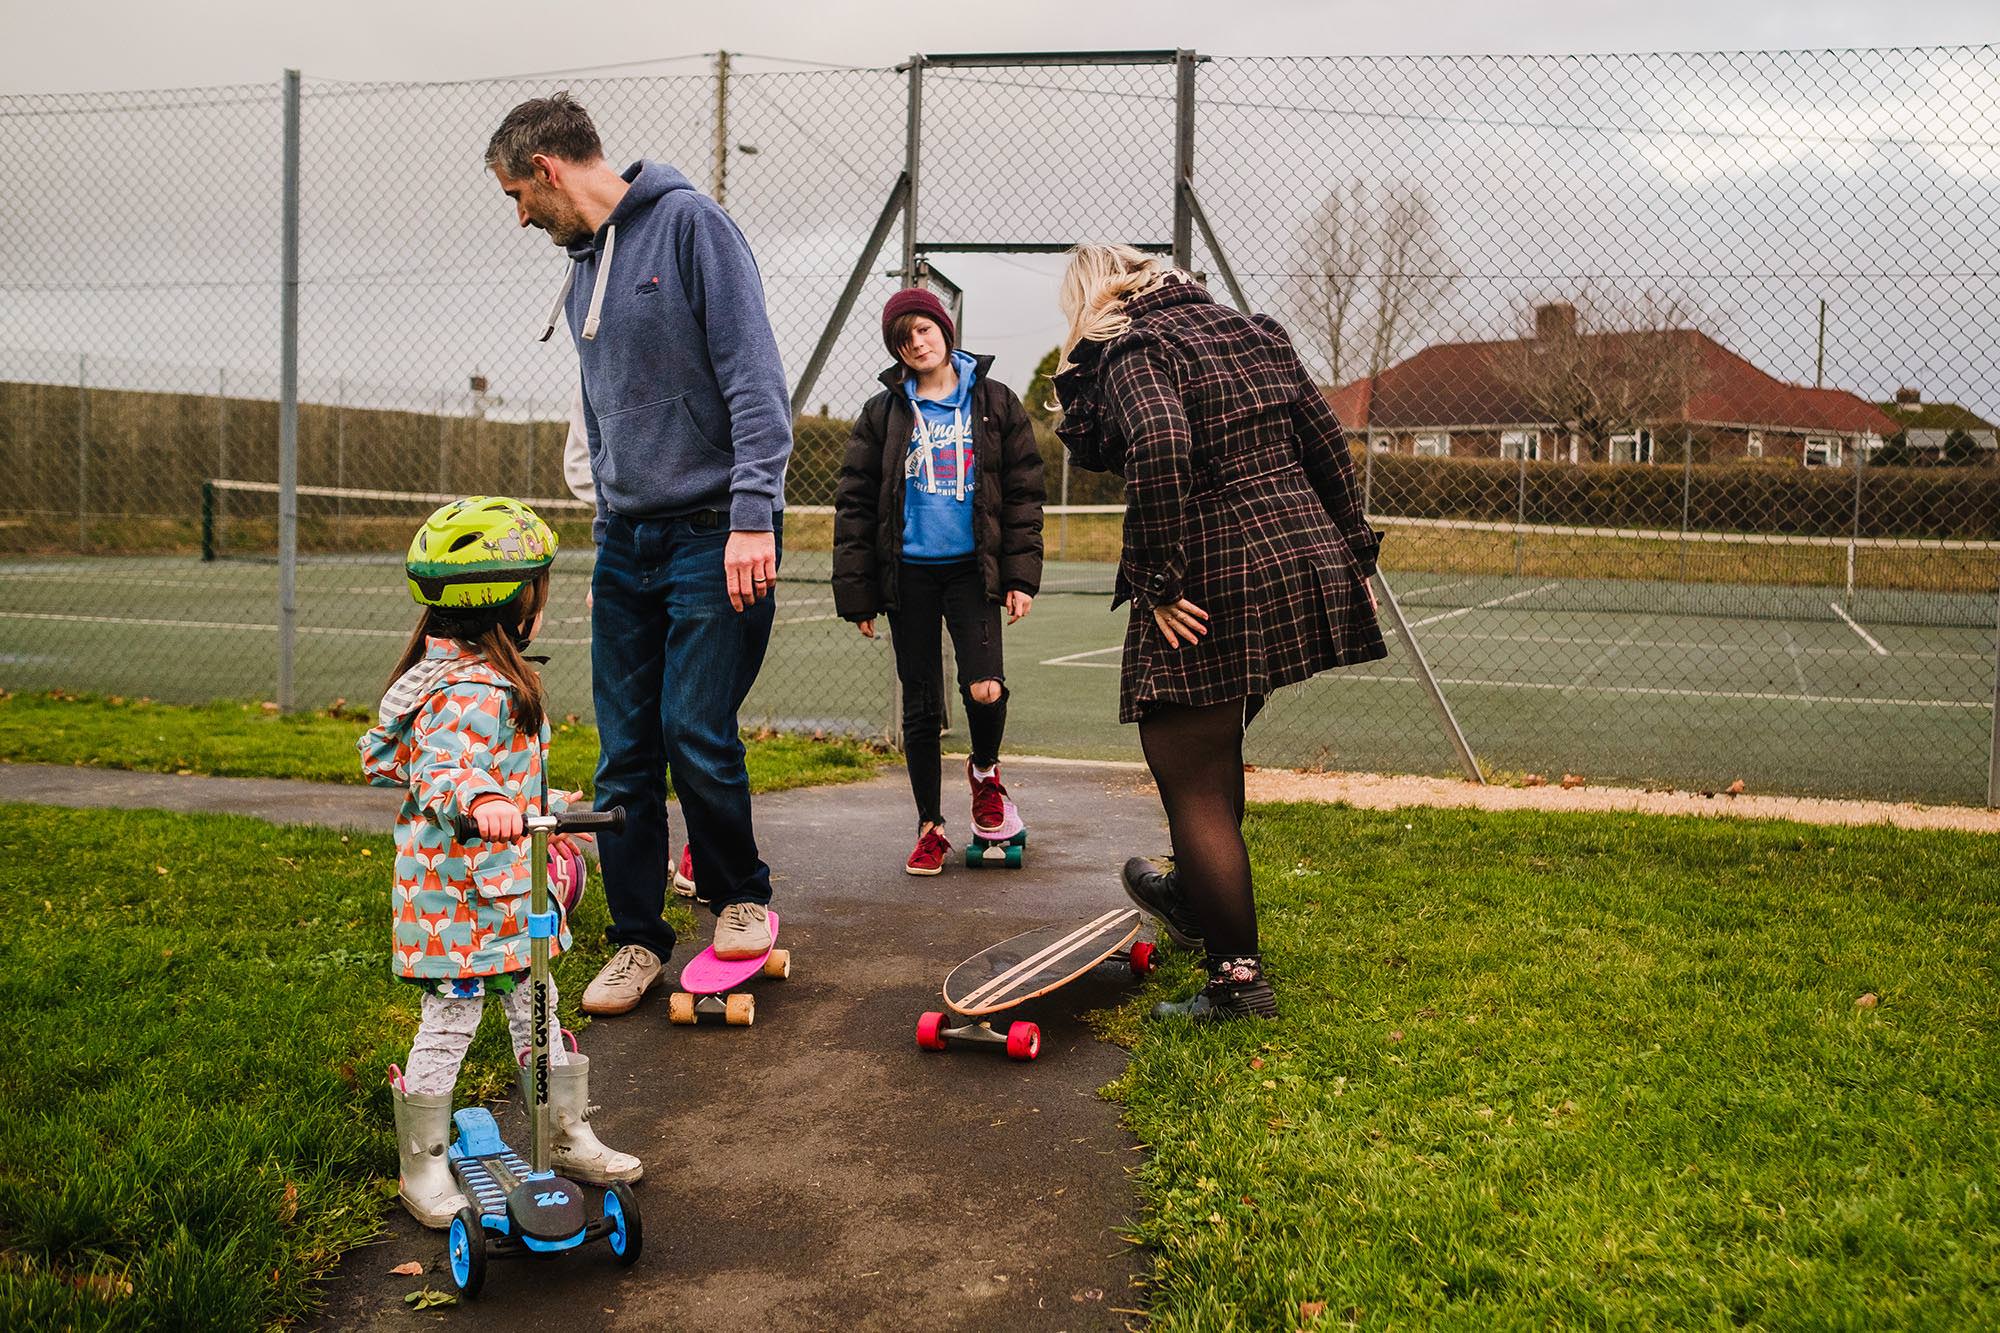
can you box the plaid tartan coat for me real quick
[1053,277,1387,722]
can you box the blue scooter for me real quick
[443,806,639,1298]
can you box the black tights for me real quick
[1137,697,1260,956]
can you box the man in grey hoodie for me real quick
[487,93,791,1013]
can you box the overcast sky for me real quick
[3,1,1996,446]
[3,0,1995,92]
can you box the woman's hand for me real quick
[468,795,524,843]
[1151,598,1210,648]
[855,617,877,639]
[1365,577,1379,612]
[1005,591,1033,624]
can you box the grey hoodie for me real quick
[541,161,792,539]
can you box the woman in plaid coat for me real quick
[1052,245,1387,1021]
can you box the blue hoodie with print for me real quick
[900,349,979,561]
[542,161,792,540]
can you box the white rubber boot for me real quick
[520,1051,643,1184]
[391,1083,469,1229]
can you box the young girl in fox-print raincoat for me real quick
[359,495,640,1231]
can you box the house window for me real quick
[1803,435,1841,467]
[1610,430,1654,464]
[1369,433,1394,454]
[1413,433,1450,458]
[1745,431,1763,459]
[1500,430,1540,461]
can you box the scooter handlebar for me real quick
[449,805,626,843]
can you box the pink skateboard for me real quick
[668,911,790,1027]
[967,797,1027,869]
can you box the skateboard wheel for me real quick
[1005,845,1024,869]
[606,1181,643,1267]
[1129,941,1157,978]
[448,1205,487,1297]
[915,1010,948,1051]
[762,948,791,979]
[724,993,755,1026]
[667,992,696,1025]
[1005,1021,1041,1061]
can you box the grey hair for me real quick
[484,92,604,177]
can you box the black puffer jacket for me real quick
[831,355,1046,620]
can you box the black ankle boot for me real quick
[1121,856,1205,949]
[1152,954,1278,1022]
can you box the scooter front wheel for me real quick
[606,1181,643,1267]
[448,1205,487,1297]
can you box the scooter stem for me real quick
[528,823,552,1175]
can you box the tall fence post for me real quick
[1513,448,1528,576]
[334,376,347,518]
[1058,451,1071,561]
[75,352,88,550]
[277,67,301,713]
[1172,49,1196,271]
[436,388,449,493]
[900,54,924,285]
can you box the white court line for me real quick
[1829,602,1891,657]
[1437,629,1988,662]
[1330,672,1984,710]
[1396,578,1476,599]
[1780,629,1810,695]
[1407,582,1562,630]
[1040,644,1124,668]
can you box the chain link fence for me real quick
[3,48,1997,804]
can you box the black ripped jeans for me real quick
[888,559,1008,828]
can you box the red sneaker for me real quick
[672,844,703,902]
[905,825,952,876]
[969,762,1009,835]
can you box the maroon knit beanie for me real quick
[881,287,956,356]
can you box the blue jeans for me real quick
[591,512,779,960]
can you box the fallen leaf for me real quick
[261,701,280,714]
[1726,779,1745,795]
[155,866,169,876]
[1855,993,1879,1009]
[1302,1300,1327,1320]
[1389,1030,1404,1043]
[1072,1288,1105,1303]
[405,1288,458,1309]
[278,1180,298,1224]
[1206,1212,1223,1225]
[1521,773,1547,787]
[389,1261,424,1277]
[1261,1079,1277,1090]
[1250,1057,1266,1070]
[1560,773,1585,789]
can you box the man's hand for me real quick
[1005,590,1033,624]
[725,530,778,612]
[856,617,877,639]
[467,794,525,843]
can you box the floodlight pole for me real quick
[901,54,925,286]
[1172,49,1195,271]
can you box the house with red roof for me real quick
[1327,303,1898,468]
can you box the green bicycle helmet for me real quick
[405,495,558,613]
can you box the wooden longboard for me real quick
[943,908,1144,1017]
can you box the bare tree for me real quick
[1288,181,1459,386]
[1486,290,1710,460]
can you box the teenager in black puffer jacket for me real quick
[832,288,1046,874]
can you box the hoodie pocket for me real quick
[595,392,734,496]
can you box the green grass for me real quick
[0,690,890,796]
[1111,803,2000,1330]
[0,803,636,1329]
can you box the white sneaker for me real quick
[711,902,772,960]
[580,945,663,1015]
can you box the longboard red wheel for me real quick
[1129,941,1157,978]
[1005,1021,1041,1061]
[916,1011,948,1051]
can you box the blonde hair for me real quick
[1057,244,1178,372]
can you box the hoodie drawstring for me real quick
[536,223,617,343]
[537,265,575,343]
[582,225,616,342]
